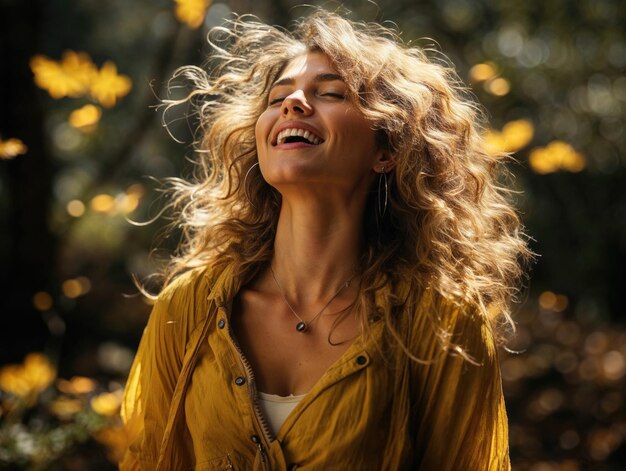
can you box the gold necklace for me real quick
[269,265,355,333]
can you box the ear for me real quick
[372,151,397,173]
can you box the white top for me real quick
[258,391,306,435]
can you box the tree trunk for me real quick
[0,0,55,364]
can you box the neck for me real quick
[267,193,366,305]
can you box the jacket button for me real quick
[235,376,246,386]
[218,319,225,329]
[250,434,260,443]
[287,464,298,470]
[356,355,367,365]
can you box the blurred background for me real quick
[1,0,624,469]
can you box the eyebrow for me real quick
[270,73,344,90]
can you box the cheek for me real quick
[341,112,377,150]
[255,110,273,148]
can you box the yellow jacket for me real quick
[120,263,511,470]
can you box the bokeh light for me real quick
[32,292,53,311]
[485,77,511,96]
[90,194,116,214]
[66,199,86,217]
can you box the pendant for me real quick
[296,322,307,332]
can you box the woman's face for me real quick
[255,51,383,194]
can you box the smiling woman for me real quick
[256,52,385,193]
[120,9,531,471]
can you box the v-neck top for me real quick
[258,392,306,436]
[119,263,511,470]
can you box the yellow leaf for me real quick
[484,119,534,155]
[89,61,132,108]
[30,51,96,99]
[174,0,212,29]
[0,365,32,397]
[22,353,56,393]
[529,140,586,174]
[0,353,55,399]
[0,138,28,159]
[61,50,98,88]
[529,147,557,174]
[91,390,123,417]
[49,396,84,419]
[58,376,97,395]
[69,104,102,130]
[502,119,534,152]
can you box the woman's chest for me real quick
[182,320,396,470]
[231,289,362,396]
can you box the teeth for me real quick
[276,128,322,145]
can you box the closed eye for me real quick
[267,92,344,106]
[321,93,344,99]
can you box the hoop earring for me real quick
[378,167,388,218]
[243,162,260,209]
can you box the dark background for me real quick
[1,0,624,469]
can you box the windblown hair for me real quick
[157,9,531,351]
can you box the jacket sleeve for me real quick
[119,268,210,470]
[413,302,511,471]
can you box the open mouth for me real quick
[274,128,323,146]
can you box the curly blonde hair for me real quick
[156,9,531,352]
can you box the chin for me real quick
[260,159,324,188]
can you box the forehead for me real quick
[275,51,340,82]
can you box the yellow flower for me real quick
[501,120,534,152]
[69,104,102,131]
[89,61,132,108]
[0,353,56,400]
[30,51,96,99]
[529,140,586,174]
[57,376,97,395]
[0,365,31,397]
[49,396,84,419]
[174,0,212,28]
[91,390,123,417]
[484,119,534,154]
[0,138,28,159]
[23,353,56,393]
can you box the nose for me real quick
[281,90,313,116]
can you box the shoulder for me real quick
[149,265,218,338]
[404,289,497,366]
[439,295,497,366]
[157,265,214,307]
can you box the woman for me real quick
[120,9,530,471]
